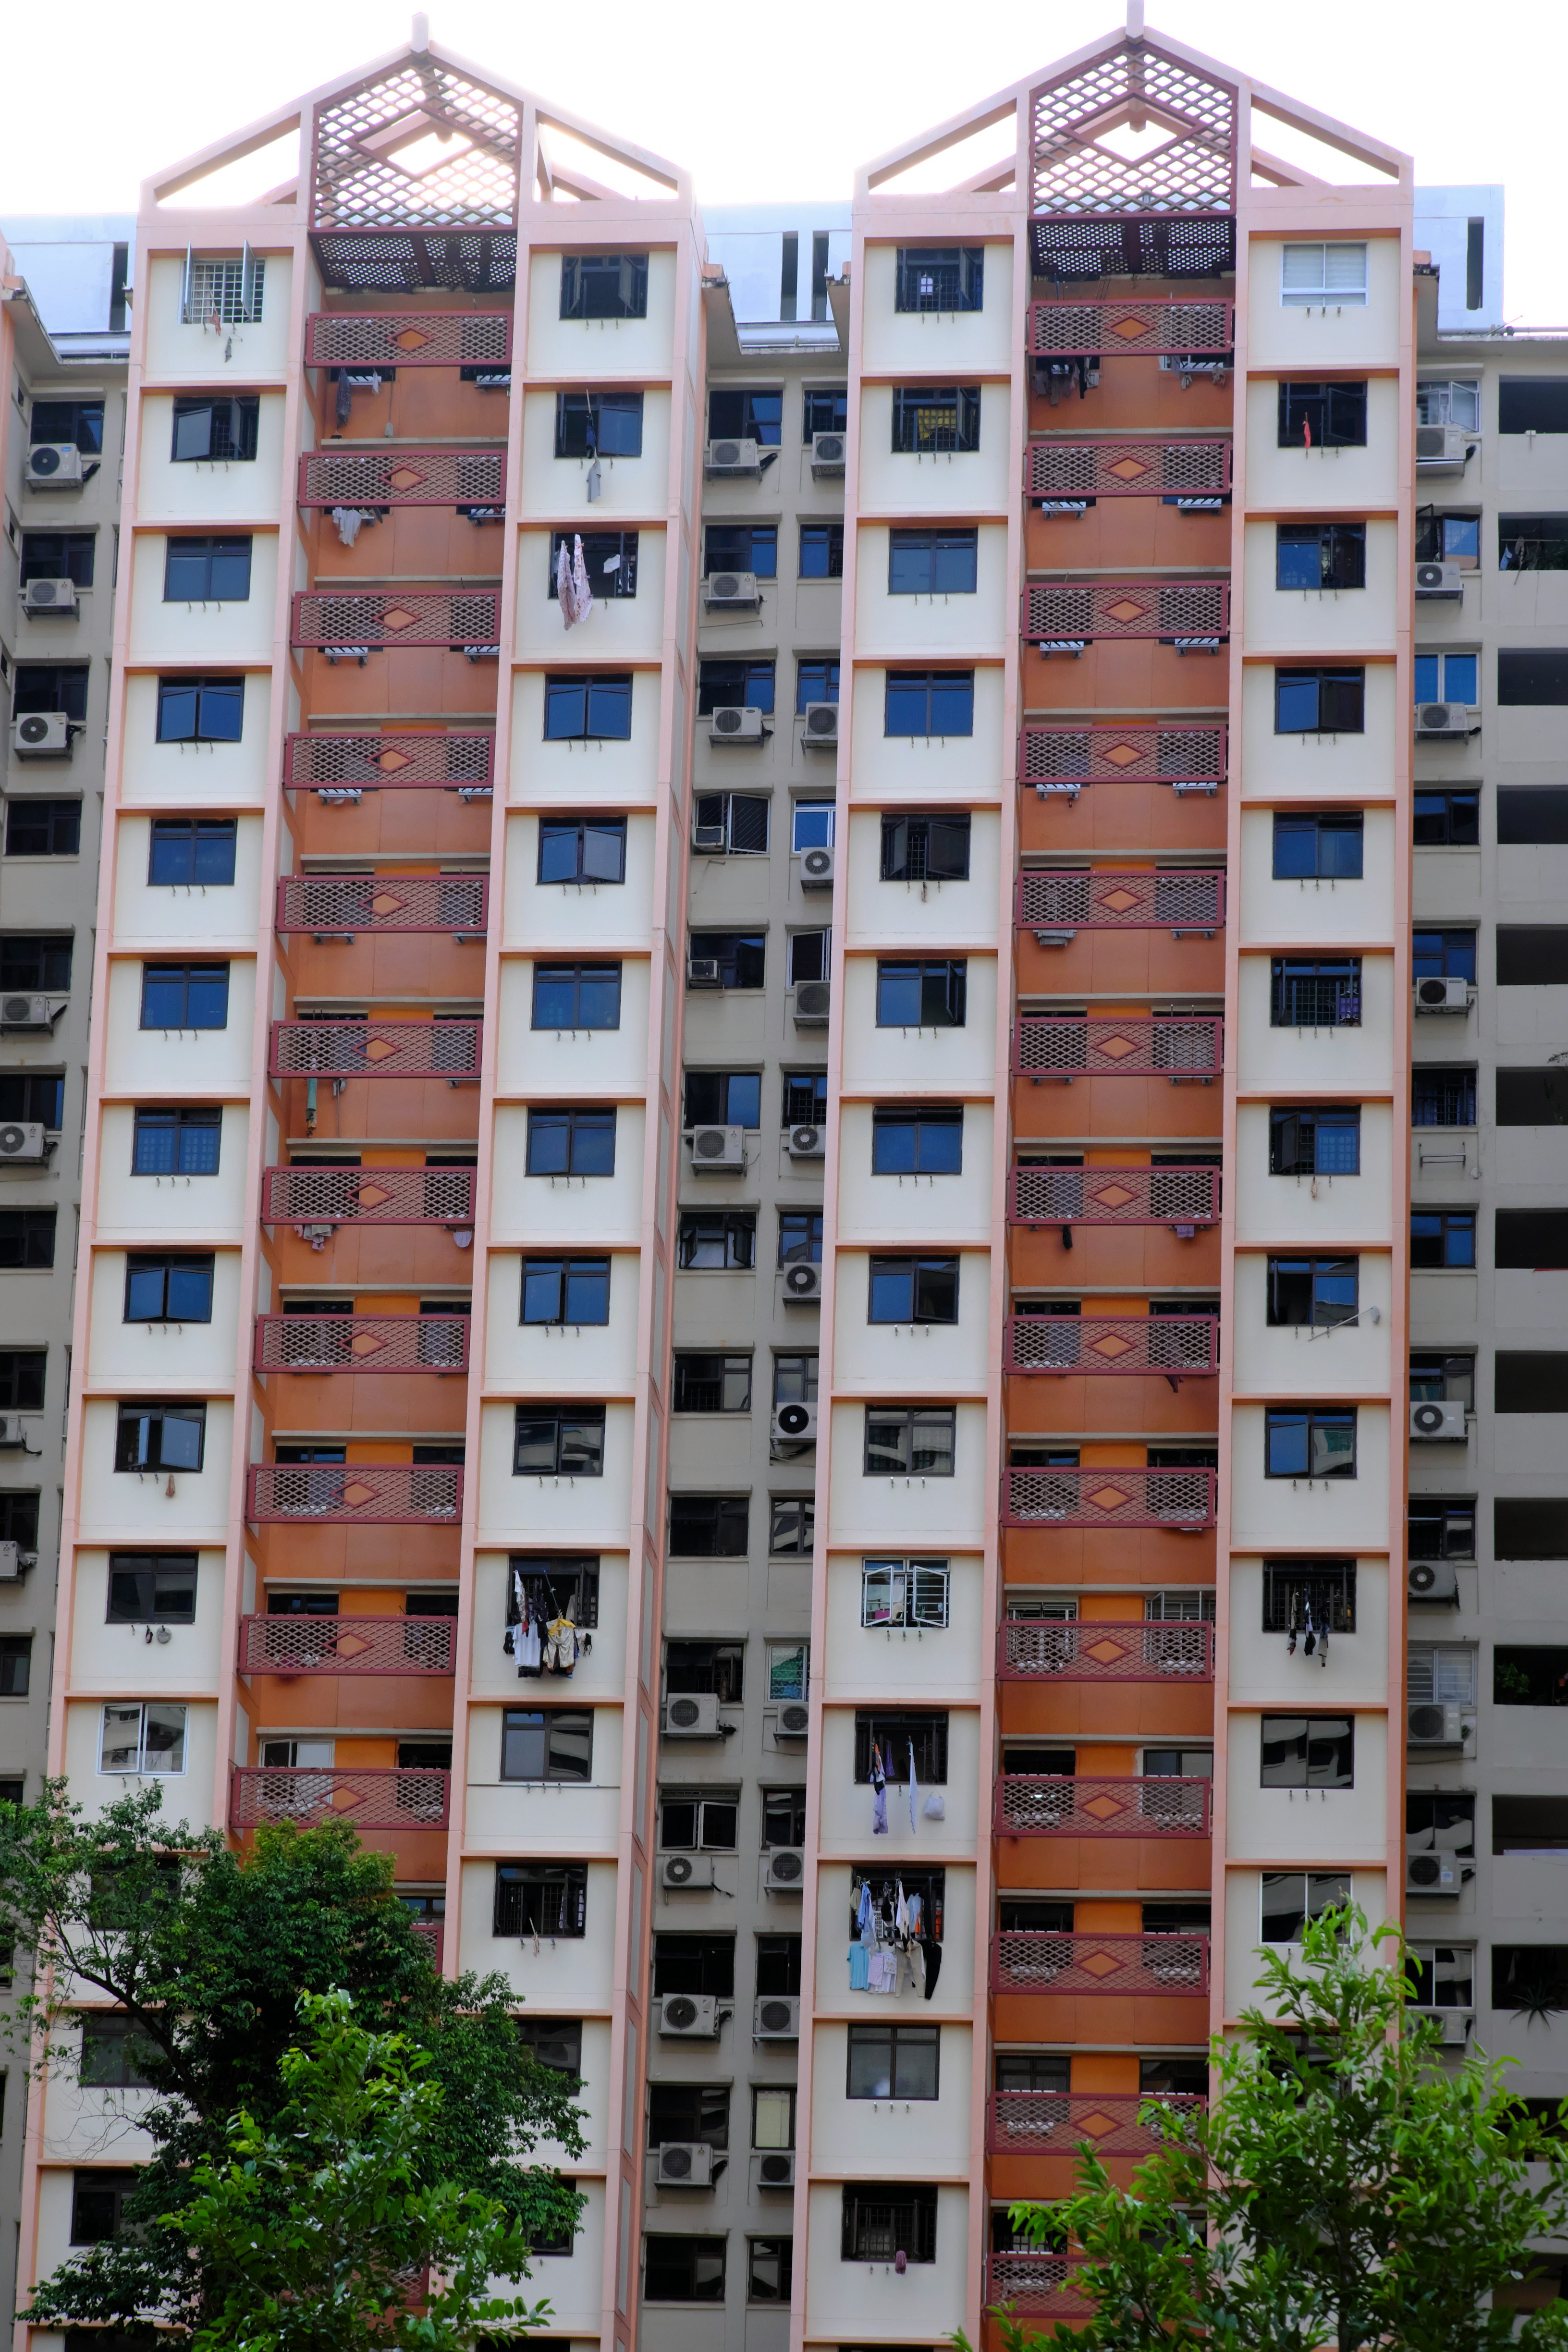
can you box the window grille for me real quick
[182,251,265,326]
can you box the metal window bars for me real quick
[283,732,494,790]
[304,312,513,368]
[1019,723,1227,792]
[1022,581,1229,642]
[290,591,501,650]
[298,448,506,508]
[1006,1313,1219,1377]
[260,1164,475,1226]
[1271,973,1361,1027]
[1029,297,1233,358]
[231,1765,449,1830]
[1017,869,1225,932]
[268,1019,481,1079]
[990,1929,1209,1996]
[245,1464,462,1524]
[1008,1163,1219,1227]
[1026,437,1231,500]
[995,1775,1212,1837]
[275,874,488,935]
[999,1618,1214,1680]
[237,1615,456,1674]
[1003,1466,1216,1529]
[253,1314,469,1374]
[181,246,264,326]
[1013,1015,1224,1080]
[986,2090,1204,2154]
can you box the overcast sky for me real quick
[3,0,1560,323]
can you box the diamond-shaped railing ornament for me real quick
[336,1630,371,1659]
[1108,454,1153,481]
[1086,1331,1135,1360]
[381,607,417,633]
[1106,598,1148,624]
[377,746,411,772]
[1100,888,1139,914]
[371,891,408,918]
[387,466,425,491]
[350,1330,389,1358]
[1104,742,1141,767]
[357,1181,392,1209]
[395,326,435,352]
[1084,1792,1124,1820]
[1111,312,1150,339]
[1088,1484,1130,1513]
[1078,2108,1119,2141]
[1085,1639,1126,1666]
[343,1481,376,1509]
[1090,1182,1134,1209]
[1098,1032,1138,1060]
[365,1037,398,1063]
[1082,1949,1122,1979]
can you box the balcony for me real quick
[231,1765,449,1831]
[291,590,500,653]
[284,732,494,791]
[276,873,488,936]
[1006,1314,1218,1378]
[1019,868,1225,935]
[987,2252,1094,2313]
[298,447,506,509]
[1020,722,1226,794]
[246,1464,462,1525]
[254,1314,469,1374]
[305,311,513,369]
[990,1930,1208,1997]
[239,1614,456,1675]
[1029,296,1232,358]
[995,1775,1211,1838]
[1021,581,1228,644]
[986,2090,1202,2156]
[261,1164,475,1228]
[999,1619,1213,1680]
[1003,1466,1215,1530]
[410,1916,445,1971]
[1008,1164,1219,1229]
[268,1019,482,1079]
[1013,1015,1223,1081]
[1027,436,1231,501]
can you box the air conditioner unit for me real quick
[687,957,722,986]
[754,2149,796,2189]
[705,437,762,477]
[810,431,846,476]
[690,1124,745,1171]
[782,1263,822,1303]
[1408,1560,1459,1604]
[0,1541,29,1580]
[655,2141,714,2187]
[23,577,77,615]
[705,571,761,610]
[1415,976,1470,1014]
[1410,1400,1466,1442]
[774,1701,810,1738]
[1415,562,1464,599]
[802,703,838,749]
[658,1993,720,2038]
[788,1125,824,1159]
[1431,2008,1472,2046]
[753,1994,799,2040]
[793,981,830,1027]
[1406,1850,1459,1896]
[1416,424,1472,472]
[709,705,764,743]
[1415,701,1477,737]
[660,1853,716,1891]
[764,1847,805,1892]
[1408,1701,1468,1750]
[0,996,56,1032]
[692,821,728,853]
[771,1403,817,1446]
[11,713,70,756]
[663,1692,721,1739]
[0,1417,28,1448]
[0,1123,47,1161]
[799,845,835,891]
[25,443,84,487]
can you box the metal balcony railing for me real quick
[284,732,494,790]
[986,2090,1204,2155]
[246,1464,462,1525]
[1020,721,1226,793]
[305,312,512,369]
[1003,1466,1216,1530]
[410,1917,445,1971]
[254,1314,469,1374]
[1017,868,1225,932]
[231,1766,449,1831]
[1008,1164,1220,1228]
[999,1619,1213,1681]
[1014,1015,1223,1081]
[261,1164,475,1228]
[276,873,488,935]
[1028,295,1233,358]
[298,447,505,508]
[1027,436,1231,500]
[1022,581,1229,642]
[1006,1313,1218,1377]
[986,2253,1095,2312]
[238,1614,456,1675]
[996,1775,1211,1838]
[991,1930,1209,1997]
[291,590,500,651]
[268,1020,482,1079]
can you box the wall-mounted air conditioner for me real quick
[1410,1401,1466,1442]
[658,1994,720,2038]
[689,1125,744,1171]
[663,1692,722,1739]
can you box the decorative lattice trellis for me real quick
[305,310,512,368]
[276,873,487,934]
[1007,1163,1220,1227]
[1030,37,1237,218]
[1006,1314,1219,1376]
[1017,868,1225,930]
[1023,579,1228,641]
[1029,296,1232,358]
[254,1313,469,1374]
[987,2091,1203,2153]
[996,1774,1211,1837]
[260,1164,475,1225]
[268,1019,481,1078]
[284,733,494,789]
[246,1463,462,1523]
[310,231,518,294]
[1027,436,1231,499]
[1018,723,1226,790]
[238,1615,456,1674]
[991,1929,1209,1996]
[986,2255,1095,2313]
[1003,1466,1215,1529]
[232,1766,450,1829]
[999,1619,1213,1680]
[311,57,521,232]
[291,591,500,649]
[298,447,505,507]
[1013,1015,1224,1079]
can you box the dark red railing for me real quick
[238,1615,456,1674]
[254,1314,469,1374]
[276,873,488,934]
[1018,868,1225,931]
[231,1766,449,1831]
[268,1020,482,1079]
[999,1619,1213,1681]
[1006,1314,1219,1377]
[1027,436,1231,500]
[1028,296,1233,359]
[305,312,512,369]
[283,732,494,790]
[261,1164,475,1228]
[1007,1163,1219,1228]
[1014,1016,1223,1081]
[995,1776,1211,1838]
[410,1917,445,1971]
[991,1930,1209,1997]
[1021,581,1228,642]
[298,447,505,507]
[291,590,500,651]
[986,2253,1095,2312]
[986,2090,1203,2154]
[1003,1467,1215,1530]
[1019,721,1226,792]
[246,1464,462,1525]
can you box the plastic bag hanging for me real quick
[557,539,579,627]
[572,533,594,626]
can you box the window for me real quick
[0,1639,30,1697]
[1406,1941,1474,2012]
[493,1862,587,1936]
[1412,1211,1476,1269]
[0,1212,55,1269]
[1408,1790,1475,1869]
[778,1211,823,1267]
[789,802,834,858]
[762,1789,807,1847]
[871,1105,962,1176]
[1415,928,1477,985]
[1409,1498,1474,1561]
[79,2013,158,2089]
[1272,811,1363,880]
[139,964,228,1029]
[678,1212,756,1271]
[114,1402,205,1474]
[534,816,626,891]
[868,1256,958,1324]
[526,1107,615,1177]
[1276,381,1369,448]
[99,1702,187,1775]
[876,958,966,1029]
[5,800,79,857]
[660,1794,737,1851]
[106,1554,198,1625]
[521,1258,610,1326]
[861,1559,949,1629]
[31,400,103,454]
[1494,1797,1568,1855]
[799,523,844,579]
[1281,243,1367,306]
[1415,787,1480,846]
[666,1642,745,1704]
[885,670,973,736]
[0,1352,44,1411]
[864,1406,956,1479]
[0,1074,63,1129]
[531,963,620,1030]
[1497,1353,1568,1414]
[1497,1208,1568,1267]
[698,657,774,714]
[783,1071,828,1127]
[756,1933,801,1994]
[147,820,236,888]
[71,2171,132,2244]
[847,2022,939,2099]
[19,533,96,588]
[547,530,637,599]
[773,1355,818,1409]
[1264,1407,1356,1479]
[747,2240,793,2303]
[1416,651,1480,705]
[132,1106,222,1176]
[769,1497,814,1555]
[1418,511,1482,567]
[693,794,769,856]
[554,390,643,459]
[841,2183,938,2262]
[709,387,782,448]
[1275,524,1365,592]
[164,536,250,602]
[0,935,71,991]
[1274,668,1365,732]
[513,1406,604,1479]
[672,1353,751,1413]
[804,388,848,438]
[895,247,983,312]
[124,1254,214,1324]
[796,658,840,710]
[1262,1560,1356,1635]
[1261,1715,1354,1789]
[1418,379,1481,429]
[1266,1256,1358,1328]
[881,813,970,882]
[1261,1871,1351,1942]
[1500,380,1568,435]
[1415,1068,1478,1127]
[516,2015,583,2081]
[653,1936,735,2000]
[155,675,244,745]
[648,2082,731,2151]
[684,1071,761,1130]
[183,257,264,325]
[543,674,632,741]
[12,665,88,722]
[788,931,829,987]
[644,2237,726,2302]
[892,385,980,454]
[501,1709,593,1782]
[668,1495,748,1557]
[768,1642,807,1703]
[1271,956,1360,1027]
[560,253,648,320]
[888,529,978,597]
[170,396,258,463]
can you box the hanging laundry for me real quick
[331,505,365,548]
[908,1739,919,1834]
[848,1942,870,1992]
[557,540,581,626]
[857,1881,872,1937]
[572,533,594,627]
[870,1742,888,1836]
[334,371,352,427]
[545,1607,578,1676]
[1303,1600,1317,1659]
[921,1937,943,2001]
[1318,1617,1330,1669]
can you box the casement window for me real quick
[106,1553,198,1625]
[881,812,970,882]
[1262,1560,1356,1635]
[672,1353,752,1413]
[171,396,258,463]
[876,958,967,1028]
[864,1406,956,1479]
[1415,787,1479,846]
[787,931,829,987]
[841,2182,938,2262]
[1274,667,1365,732]
[747,2237,792,2305]
[756,1933,801,1993]
[0,1495,38,1549]
[1415,1067,1478,1127]
[1407,1941,1474,2009]
[1415,927,1477,984]
[1261,1715,1354,1789]
[1416,650,1479,705]
[684,1070,761,1127]
[1273,811,1363,880]
[531,962,621,1030]
[155,675,244,744]
[847,2023,939,2099]
[516,2015,582,2080]
[183,257,264,324]
[791,798,834,851]
[543,673,632,740]
[0,1072,61,1132]
[660,1794,738,1851]
[1143,1590,1216,1622]
[0,1211,55,1269]
[654,1935,736,1997]
[124,1253,214,1324]
[868,1256,958,1325]
[1412,1350,1474,1410]
[1281,243,1367,306]
[889,528,978,596]
[537,813,626,886]
[547,529,637,599]
[114,1401,205,1474]
[521,1258,610,1326]
[891,385,980,453]
[19,532,95,587]
[12,663,88,721]
[71,2169,133,2243]
[871,1105,962,1175]
[763,1789,808,1846]
[139,963,228,1030]
[668,1495,749,1558]
[99,1701,187,1776]
[884,669,974,736]
[1409,1498,1475,1561]
[666,1641,745,1704]
[693,793,769,855]
[768,1642,808,1702]
[1412,1210,1476,1269]
[1263,1406,1356,1480]
[895,246,983,313]
[1410,1643,1478,1707]
[704,523,777,581]
[493,1861,588,1937]
[861,1558,949,1629]
[710,386,783,446]
[644,2237,726,2302]
[1276,522,1365,591]
[31,399,103,453]
[698,655,775,712]
[1266,1255,1357,1328]
[803,387,848,438]
[0,934,71,991]
[560,253,647,320]
[5,799,79,856]
[1277,381,1368,448]
[1261,1871,1350,1943]
[132,1105,222,1176]
[769,1498,814,1555]
[799,523,844,579]
[0,1638,31,1696]
[513,1405,605,1479]
[778,1211,823,1268]
[554,390,643,458]
[1271,955,1360,1028]
[1419,379,1482,429]
[773,1354,817,1408]
[782,1070,828,1126]
[677,1211,756,1271]
[501,1709,593,1783]
[796,658,839,709]
[0,1352,44,1411]
[79,2013,159,2089]
[1407,1790,1475,1864]
[1418,511,1482,567]
[525,1106,615,1176]
[148,818,237,887]
[164,535,251,602]
[649,2083,731,2153]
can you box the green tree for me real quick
[179,1987,551,2352]
[0,1784,583,2336]
[980,1907,1568,2352]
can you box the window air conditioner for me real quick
[1410,1400,1466,1442]
[764,1847,805,1892]
[660,1853,716,1891]
[692,821,728,853]
[799,845,834,891]
[704,571,761,611]
[801,703,838,748]
[788,1125,824,1159]
[1408,1560,1459,1603]
[11,713,70,756]
[704,438,762,477]
[1415,562,1463,599]
[771,1404,817,1446]
[782,1262,822,1302]
[0,1541,32,1579]
[687,957,722,986]
[1415,702,1477,737]
[754,2149,796,2188]
[753,1995,800,2040]
[793,981,831,1027]
[1415,976,1470,1014]
[1415,424,1472,472]
[810,432,846,476]
[25,443,84,487]
[0,1122,48,1161]
[655,2141,715,2187]
[1408,1702,1468,1750]
[0,1416,28,1448]
[1431,2009,1472,2046]
[662,1692,722,1739]
[0,995,57,1032]
[1406,1851,1459,1896]
[22,577,78,615]
[658,1993,720,2038]
[709,704,764,742]
[689,1124,745,1170]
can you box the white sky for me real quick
[2,0,1561,323]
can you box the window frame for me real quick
[162,535,252,603]
[863,1405,956,1479]
[891,384,980,454]
[1263,1405,1357,1481]
[97,1700,188,1776]
[860,1558,950,1629]
[560,253,649,322]
[511,1404,606,1480]
[1274,667,1366,734]
[1280,242,1368,306]
[113,1401,205,1475]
